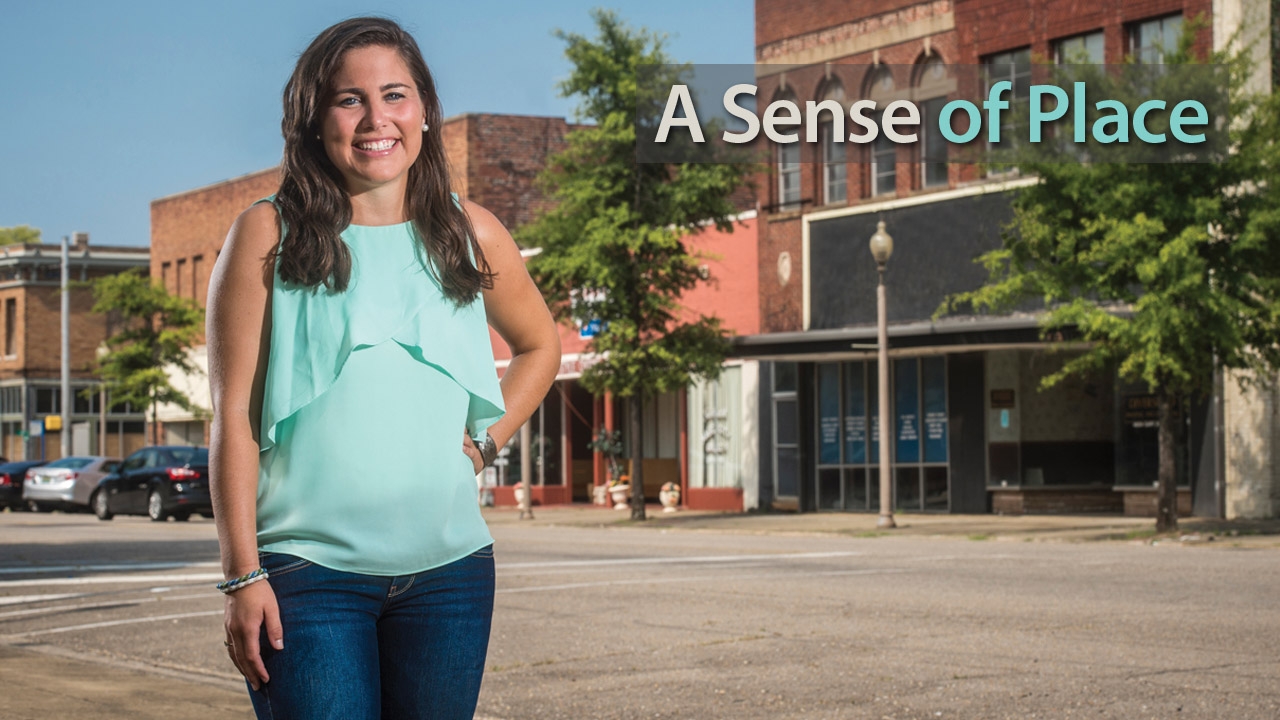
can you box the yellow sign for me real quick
[43,415,62,431]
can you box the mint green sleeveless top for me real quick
[255,196,505,575]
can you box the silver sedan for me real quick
[23,456,122,512]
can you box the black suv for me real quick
[92,446,211,522]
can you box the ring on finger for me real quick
[224,640,233,648]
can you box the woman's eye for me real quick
[338,96,360,107]
[385,92,405,101]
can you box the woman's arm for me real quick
[462,200,561,463]
[205,201,282,690]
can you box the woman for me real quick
[205,17,560,719]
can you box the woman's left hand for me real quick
[462,430,483,475]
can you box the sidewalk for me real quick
[482,504,1280,547]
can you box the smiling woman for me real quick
[203,16,560,720]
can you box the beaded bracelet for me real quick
[216,567,270,594]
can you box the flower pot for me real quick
[609,484,630,510]
[659,489,680,512]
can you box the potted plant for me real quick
[659,481,681,512]
[588,427,628,508]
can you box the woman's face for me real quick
[319,45,426,196]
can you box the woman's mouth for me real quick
[354,139,399,155]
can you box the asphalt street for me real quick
[0,510,1276,719]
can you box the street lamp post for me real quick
[869,221,896,529]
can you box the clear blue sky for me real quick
[0,1,752,248]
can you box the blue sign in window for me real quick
[923,356,948,463]
[895,358,920,463]
[844,363,866,464]
[818,363,840,464]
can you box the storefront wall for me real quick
[762,348,1209,515]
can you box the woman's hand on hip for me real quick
[463,430,483,475]
[223,581,284,691]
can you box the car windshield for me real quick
[166,447,208,465]
[41,457,94,470]
[102,461,121,473]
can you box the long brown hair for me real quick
[274,17,493,305]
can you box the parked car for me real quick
[0,461,51,511]
[92,446,211,522]
[23,456,122,512]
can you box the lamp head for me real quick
[869,220,894,267]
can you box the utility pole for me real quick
[60,235,71,459]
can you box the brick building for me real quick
[738,0,1277,517]
[0,234,150,461]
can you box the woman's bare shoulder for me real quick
[227,201,282,254]
[459,199,512,251]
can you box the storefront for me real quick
[741,184,1220,515]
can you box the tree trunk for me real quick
[151,395,159,447]
[629,394,646,521]
[1155,390,1179,533]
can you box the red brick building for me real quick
[740,0,1261,517]
[0,234,150,461]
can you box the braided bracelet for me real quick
[216,567,270,594]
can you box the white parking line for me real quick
[1,610,223,639]
[0,593,87,606]
[0,573,223,589]
[497,567,910,594]
[0,561,220,575]
[0,592,218,619]
[496,551,861,570]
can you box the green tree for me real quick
[520,10,753,520]
[940,31,1280,532]
[0,225,41,245]
[85,269,207,445]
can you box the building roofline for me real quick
[150,166,280,205]
[441,111,572,124]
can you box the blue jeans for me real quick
[246,546,495,720]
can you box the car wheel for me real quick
[93,491,113,521]
[27,500,45,513]
[174,512,191,522]
[148,491,168,522]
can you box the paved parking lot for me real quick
[0,509,1277,719]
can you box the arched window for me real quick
[916,55,949,188]
[818,80,847,205]
[773,89,801,211]
[864,66,896,197]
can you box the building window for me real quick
[3,298,15,357]
[916,56,950,188]
[818,80,847,205]
[176,258,186,298]
[161,261,171,292]
[0,386,21,415]
[778,141,801,210]
[982,47,1031,159]
[192,254,203,302]
[1130,14,1183,64]
[1055,30,1105,64]
[864,67,897,196]
[773,362,799,501]
[871,114,896,196]
[34,387,59,415]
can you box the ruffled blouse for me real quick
[254,197,505,575]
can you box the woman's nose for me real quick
[359,100,387,131]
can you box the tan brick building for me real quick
[0,234,150,461]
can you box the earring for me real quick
[422,122,430,133]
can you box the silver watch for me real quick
[479,432,498,468]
